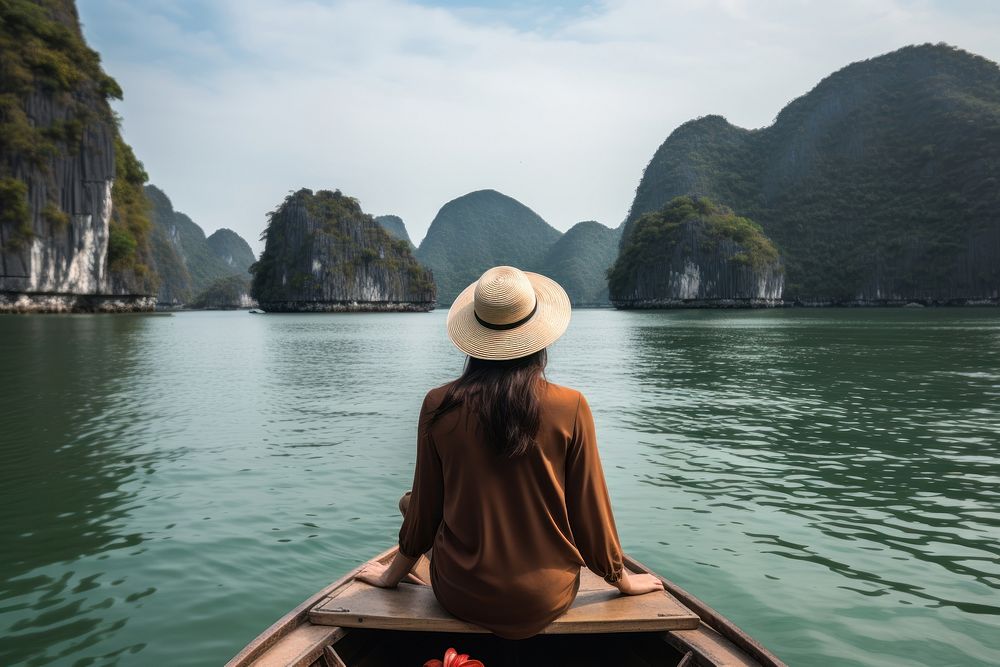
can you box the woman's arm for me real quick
[565,393,663,596]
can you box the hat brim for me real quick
[446,272,571,360]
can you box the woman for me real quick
[357,265,662,639]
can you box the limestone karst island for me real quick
[250,189,436,312]
[2,2,1000,667]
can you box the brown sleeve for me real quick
[565,393,625,583]
[398,394,444,558]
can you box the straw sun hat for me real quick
[446,266,571,361]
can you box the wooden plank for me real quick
[408,557,605,591]
[248,626,344,667]
[322,646,348,667]
[664,625,762,667]
[309,572,699,633]
[578,567,615,591]
[554,587,698,632]
[310,580,481,633]
[676,651,694,667]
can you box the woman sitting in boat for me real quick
[357,265,662,639]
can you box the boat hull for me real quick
[226,547,786,667]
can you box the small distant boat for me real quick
[226,546,786,667]
[249,308,266,314]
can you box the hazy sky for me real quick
[77,0,1000,253]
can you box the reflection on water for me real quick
[0,309,998,666]
[0,316,159,664]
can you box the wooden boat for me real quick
[227,546,786,667]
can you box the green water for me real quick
[1,309,999,666]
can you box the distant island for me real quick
[609,196,783,308]
[146,185,256,309]
[543,221,620,306]
[415,190,561,304]
[616,43,1000,307]
[250,188,436,312]
[414,190,618,306]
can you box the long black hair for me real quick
[429,349,547,458]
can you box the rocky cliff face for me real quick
[610,197,783,308]
[0,0,155,312]
[251,189,435,311]
[620,44,1000,305]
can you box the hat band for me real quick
[474,300,538,331]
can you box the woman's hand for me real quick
[613,571,664,596]
[356,551,420,589]
[356,561,396,589]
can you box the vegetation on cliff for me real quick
[621,44,1000,303]
[206,228,255,274]
[108,138,153,289]
[374,215,414,248]
[543,221,620,306]
[415,190,562,304]
[0,178,30,245]
[0,0,121,166]
[251,188,435,309]
[610,196,780,300]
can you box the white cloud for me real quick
[80,0,1000,253]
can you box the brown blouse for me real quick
[398,380,624,640]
